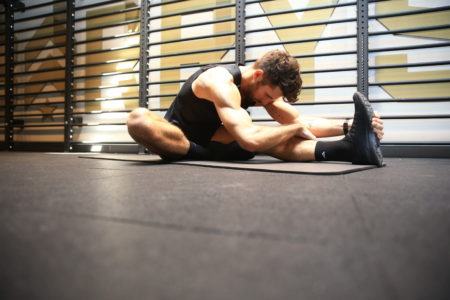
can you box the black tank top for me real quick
[164,64,250,146]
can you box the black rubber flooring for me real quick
[0,152,449,300]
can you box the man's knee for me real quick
[128,108,149,123]
[127,108,153,139]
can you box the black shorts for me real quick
[161,139,255,162]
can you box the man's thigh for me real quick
[209,126,255,161]
[210,126,235,144]
[128,109,190,158]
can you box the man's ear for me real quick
[253,69,264,82]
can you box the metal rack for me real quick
[1,0,449,156]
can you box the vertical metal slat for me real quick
[235,0,246,66]
[5,0,14,150]
[139,0,150,154]
[357,0,369,96]
[64,0,75,151]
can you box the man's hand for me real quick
[372,111,384,140]
[295,121,316,140]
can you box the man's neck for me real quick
[238,65,253,92]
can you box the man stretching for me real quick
[127,50,384,166]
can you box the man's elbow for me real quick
[237,136,260,153]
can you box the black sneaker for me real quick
[345,92,383,167]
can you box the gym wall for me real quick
[0,0,449,155]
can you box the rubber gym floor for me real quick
[1,151,449,300]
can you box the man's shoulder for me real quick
[196,65,235,86]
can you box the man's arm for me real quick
[265,99,384,140]
[192,68,311,152]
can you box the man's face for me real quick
[245,80,284,107]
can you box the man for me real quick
[127,50,384,166]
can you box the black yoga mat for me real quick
[79,154,379,175]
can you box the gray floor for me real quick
[0,152,449,300]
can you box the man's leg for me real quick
[211,126,316,161]
[127,108,190,159]
[210,92,383,165]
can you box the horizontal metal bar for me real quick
[148,31,235,46]
[147,79,184,86]
[246,34,356,49]
[148,17,235,34]
[148,61,235,73]
[149,2,235,21]
[369,42,450,53]
[369,60,450,69]
[74,44,139,57]
[74,71,139,81]
[14,78,65,86]
[75,0,129,11]
[369,24,450,37]
[246,1,357,19]
[245,17,356,34]
[290,97,450,106]
[14,66,65,76]
[14,44,65,55]
[73,83,139,92]
[147,93,177,99]
[301,83,356,89]
[73,96,138,104]
[148,0,185,9]
[74,32,140,46]
[72,122,126,127]
[73,58,138,69]
[376,115,450,120]
[71,109,131,116]
[13,112,65,118]
[13,123,64,128]
[148,45,234,59]
[253,115,450,122]
[14,55,66,66]
[369,78,450,86]
[13,90,65,97]
[244,50,357,64]
[12,101,65,108]
[148,67,357,86]
[71,109,131,115]
[302,67,357,74]
[15,20,66,34]
[14,32,65,44]
[369,5,450,19]
[74,19,139,34]
[296,50,357,59]
[10,97,138,108]
[13,0,65,12]
[75,6,139,23]
[15,9,66,23]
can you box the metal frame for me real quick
[235,0,245,66]
[2,0,449,156]
[357,0,369,96]
[138,0,150,154]
[5,0,14,150]
[64,0,75,152]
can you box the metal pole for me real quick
[64,0,75,152]
[356,0,369,96]
[5,0,14,151]
[235,0,245,66]
[138,0,150,154]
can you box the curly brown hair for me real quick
[254,50,302,103]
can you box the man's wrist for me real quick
[343,118,350,135]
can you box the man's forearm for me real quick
[302,116,352,138]
[244,123,303,152]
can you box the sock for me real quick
[185,141,211,160]
[314,138,353,162]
